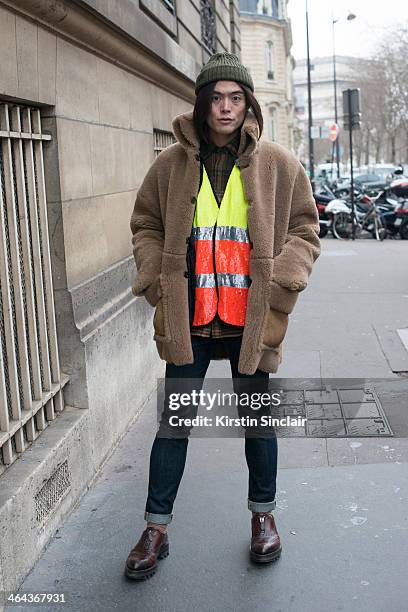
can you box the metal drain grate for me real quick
[35,460,71,526]
[274,386,393,437]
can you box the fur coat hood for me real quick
[172,109,259,167]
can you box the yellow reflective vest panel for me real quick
[192,163,251,327]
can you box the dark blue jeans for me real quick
[144,335,278,524]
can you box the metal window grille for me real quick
[35,459,71,526]
[0,103,69,474]
[200,0,216,55]
[153,129,176,158]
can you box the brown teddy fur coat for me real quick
[130,109,320,374]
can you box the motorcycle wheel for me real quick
[333,212,352,240]
[319,225,328,238]
[400,219,408,240]
[373,216,387,241]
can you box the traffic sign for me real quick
[329,123,339,141]
[311,126,320,139]
[343,89,361,130]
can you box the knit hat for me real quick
[195,52,254,95]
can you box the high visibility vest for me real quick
[192,162,251,327]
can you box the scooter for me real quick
[322,197,350,237]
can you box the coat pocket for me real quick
[142,276,161,307]
[257,280,289,351]
[260,307,289,349]
[153,295,171,343]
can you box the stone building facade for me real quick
[0,0,240,593]
[239,0,295,151]
[293,55,363,162]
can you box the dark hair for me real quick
[193,81,263,143]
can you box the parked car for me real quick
[354,173,387,194]
[373,164,398,183]
[315,162,346,182]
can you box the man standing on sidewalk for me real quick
[126,52,320,579]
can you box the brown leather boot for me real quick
[124,527,169,580]
[250,512,282,563]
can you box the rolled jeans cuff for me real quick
[144,511,173,525]
[248,499,276,512]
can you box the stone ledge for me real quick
[0,407,91,593]
[69,256,136,341]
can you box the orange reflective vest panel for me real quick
[192,163,251,327]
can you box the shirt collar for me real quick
[200,129,241,160]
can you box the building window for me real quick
[153,129,176,158]
[161,0,175,13]
[266,41,274,80]
[200,0,216,55]
[268,107,277,141]
[140,0,177,37]
[257,0,280,17]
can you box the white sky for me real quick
[288,0,408,60]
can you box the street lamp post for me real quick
[306,0,314,187]
[332,12,356,180]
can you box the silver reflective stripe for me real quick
[195,273,251,289]
[217,273,251,288]
[195,274,217,288]
[192,226,249,242]
[216,226,249,243]
[192,227,214,241]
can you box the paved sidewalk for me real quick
[5,238,408,612]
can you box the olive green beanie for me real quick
[195,52,254,95]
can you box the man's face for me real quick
[206,81,247,138]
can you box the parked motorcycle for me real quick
[314,192,332,238]
[373,190,405,237]
[322,198,349,238]
[392,202,408,239]
[390,179,408,199]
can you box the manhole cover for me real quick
[306,420,347,437]
[346,418,391,436]
[276,385,393,437]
